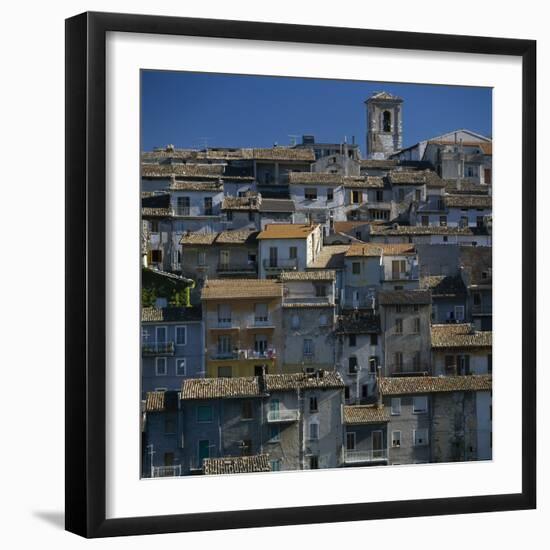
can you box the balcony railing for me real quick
[283,297,334,306]
[247,317,275,328]
[344,449,388,463]
[263,258,298,271]
[390,364,430,376]
[174,207,190,216]
[212,319,240,329]
[266,409,299,423]
[151,465,182,477]
[210,348,277,360]
[142,341,175,356]
[217,262,257,274]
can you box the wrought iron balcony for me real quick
[141,341,175,356]
[217,262,257,275]
[262,258,298,271]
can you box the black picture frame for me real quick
[65,11,536,538]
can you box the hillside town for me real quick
[140,91,493,477]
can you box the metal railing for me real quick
[142,341,175,356]
[344,449,388,463]
[266,409,299,423]
[210,348,277,360]
[151,465,182,477]
[262,258,298,270]
[217,262,257,273]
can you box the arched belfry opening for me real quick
[382,110,392,132]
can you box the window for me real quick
[344,386,350,400]
[309,423,319,440]
[270,459,281,471]
[248,211,255,222]
[414,429,429,446]
[445,355,456,374]
[348,356,358,375]
[219,249,230,268]
[155,357,167,376]
[217,366,232,378]
[370,334,378,346]
[398,189,405,201]
[460,215,469,228]
[315,284,327,297]
[421,215,429,226]
[473,292,482,306]
[327,188,334,202]
[269,424,280,442]
[351,190,362,204]
[413,396,428,413]
[369,356,378,374]
[455,305,465,321]
[175,326,187,345]
[391,398,401,415]
[217,335,232,355]
[289,246,298,259]
[305,187,317,200]
[217,303,232,324]
[150,220,159,233]
[309,396,318,412]
[254,365,266,376]
[346,432,356,450]
[198,251,206,266]
[291,314,300,329]
[395,318,403,334]
[309,455,319,469]
[240,439,252,456]
[412,351,421,371]
[175,358,186,376]
[392,259,406,278]
[176,196,190,216]
[226,210,233,221]
[394,352,403,372]
[204,197,213,215]
[151,249,163,263]
[197,405,213,423]
[395,304,403,313]
[198,440,210,463]
[319,314,329,326]
[349,334,357,347]
[439,215,447,227]
[415,189,422,202]
[352,262,361,275]
[303,339,314,357]
[413,304,419,312]
[164,415,176,434]
[254,303,268,323]
[254,334,268,354]
[392,430,401,448]
[361,385,368,399]
[413,317,421,333]
[375,190,384,202]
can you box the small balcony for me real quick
[211,319,240,330]
[247,317,276,329]
[263,258,298,271]
[217,262,257,276]
[142,341,175,356]
[266,409,299,423]
[344,449,388,464]
[151,465,182,477]
[210,348,277,361]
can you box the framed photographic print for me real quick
[65,11,536,538]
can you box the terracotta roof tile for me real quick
[182,377,261,400]
[169,180,223,192]
[420,275,466,297]
[379,375,492,396]
[343,405,390,424]
[201,279,282,300]
[180,232,217,245]
[279,270,335,282]
[203,454,272,475]
[445,195,492,209]
[345,243,416,257]
[145,391,166,412]
[370,225,476,236]
[142,163,225,178]
[308,245,350,269]
[257,224,319,240]
[141,307,202,323]
[142,207,172,217]
[336,311,380,334]
[265,371,345,392]
[378,290,432,305]
[222,195,261,211]
[431,324,492,349]
[388,170,445,187]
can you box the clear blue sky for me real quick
[141,71,492,155]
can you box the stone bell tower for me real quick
[365,91,403,159]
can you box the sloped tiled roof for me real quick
[379,375,492,396]
[279,270,335,282]
[257,224,319,240]
[343,405,390,424]
[203,454,272,475]
[336,311,380,334]
[141,306,202,323]
[308,245,350,269]
[345,243,416,257]
[215,230,259,245]
[388,170,445,187]
[222,195,260,211]
[180,232,218,245]
[459,246,492,286]
[444,180,490,195]
[445,195,492,209]
[258,198,296,213]
[343,176,385,189]
[360,159,399,169]
[201,279,282,300]
[431,324,492,349]
[369,224,476,236]
[142,207,172,218]
[366,91,403,101]
[252,147,315,161]
[181,377,261,400]
[333,221,370,235]
[142,163,225,178]
[287,173,384,188]
[169,180,223,192]
[420,275,467,297]
[265,372,345,392]
[145,391,166,412]
[378,289,432,305]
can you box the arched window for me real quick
[383,110,391,132]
